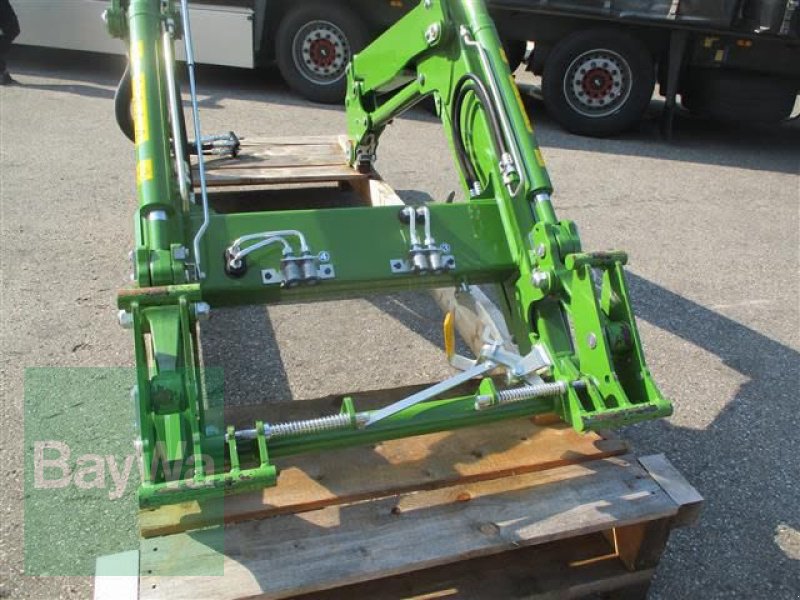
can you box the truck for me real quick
[11,0,800,135]
[10,0,411,103]
[491,0,800,135]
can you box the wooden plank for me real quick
[234,142,342,156]
[94,551,139,600]
[613,519,674,572]
[293,532,654,600]
[139,455,677,600]
[638,454,703,526]
[190,135,356,187]
[203,156,346,171]
[202,144,347,172]
[139,411,627,537]
[237,135,345,146]
[195,164,367,188]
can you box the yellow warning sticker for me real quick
[132,73,149,144]
[534,148,546,168]
[510,75,533,133]
[131,40,144,67]
[137,159,153,185]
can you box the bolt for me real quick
[417,73,426,86]
[531,270,550,290]
[118,310,134,329]
[536,244,547,259]
[172,246,188,260]
[194,302,211,321]
[425,22,441,45]
[587,333,597,349]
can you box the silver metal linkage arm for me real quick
[161,16,191,212]
[180,0,211,279]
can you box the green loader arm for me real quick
[346,0,672,432]
[107,0,670,509]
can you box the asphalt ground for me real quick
[0,47,798,599]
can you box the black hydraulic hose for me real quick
[115,62,136,143]
[452,81,478,190]
[115,60,193,166]
[457,74,507,157]
[451,73,508,194]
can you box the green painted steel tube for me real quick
[127,0,175,250]
[139,464,278,507]
[369,79,425,130]
[265,393,556,457]
[460,0,557,224]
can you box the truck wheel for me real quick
[276,3,369,104]
[681,70,797,123]
[542,30,654,136]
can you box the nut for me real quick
[118,310,134,329]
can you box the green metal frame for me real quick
[109,0,671,508]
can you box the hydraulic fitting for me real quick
[499,152,518,187]
[280,254,303,287]
[426,243,444,274]
[393,205,455,276]
[224,248,247,278]
[410,244,429,273]
[418,206,448,274]
[299,251,319,284]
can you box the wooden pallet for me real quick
[95,385,701,600]
[193,136,362,188]
[97,138,703,599]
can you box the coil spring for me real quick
[265,413,353,439]
[496,381,566,405]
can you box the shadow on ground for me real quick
[9,46,800,176]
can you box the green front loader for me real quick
[106,0,672,508]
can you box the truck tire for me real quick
[542,30,655,136]
[276,3,369,104]
[681,70,798,123]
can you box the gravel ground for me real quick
[0,47,798,599]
